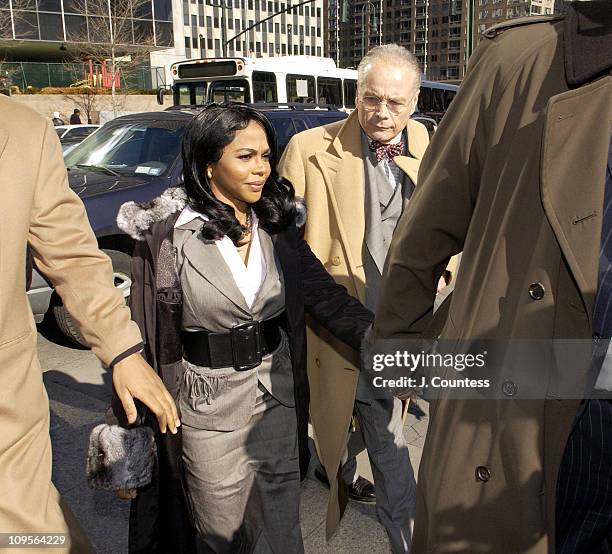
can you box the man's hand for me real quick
[112,352,180,434]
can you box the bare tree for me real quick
[64,86,100,123]
[67,0,155,117]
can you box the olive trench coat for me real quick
[373,12,612,554]
[0,97,142,551]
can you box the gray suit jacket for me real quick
[174,219,294,432]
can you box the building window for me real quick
[208,38,213,48]
[282,43,286,53]
[206,16,212,27]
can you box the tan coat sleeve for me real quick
[374,37,502,339]
[27,121,142,365]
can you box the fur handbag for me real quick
[86,424,156,491]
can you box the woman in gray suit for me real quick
[116,103,373,553]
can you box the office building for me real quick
[329,0,554,80]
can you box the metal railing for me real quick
[0,62,166,92]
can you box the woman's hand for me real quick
[112,352,180,434]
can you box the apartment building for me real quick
[329,0,554,80]
[180,0,326,60]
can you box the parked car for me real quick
[411,114,438,138]
[55,124,100,153]
[30,104,348,345]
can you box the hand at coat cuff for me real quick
[109,343,144,368]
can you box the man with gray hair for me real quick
[280,44,455,552]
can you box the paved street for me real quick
[39,318,428,554]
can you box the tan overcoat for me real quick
[0,97,142,551]
[374,15,612,553]
[279,111,431,537]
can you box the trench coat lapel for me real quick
[180,222,251,314]
[393,119,429,186]
[314,111,366,301]
[541,75,612,323]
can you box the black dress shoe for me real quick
[348,476,376,503]
[313,469,376,503]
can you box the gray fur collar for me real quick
[117,186,307,241]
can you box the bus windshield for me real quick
[208,79,251,103]
[173,82,207,105]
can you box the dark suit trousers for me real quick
[556,399,612,553]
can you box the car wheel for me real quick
[53,249,132,347]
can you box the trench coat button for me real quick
[476,466,491,482]
[528,282,545,301]
[315,358,321,368]
[502,380,517,397]
[332,256,341,266]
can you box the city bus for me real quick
[163,56,458,119]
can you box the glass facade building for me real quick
[0,0,174,50]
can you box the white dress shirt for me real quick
[175,205,266,309]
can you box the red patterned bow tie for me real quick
[369,140,404,162]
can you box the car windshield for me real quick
[64,119,186,178]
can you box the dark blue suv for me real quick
[29,105,347,345]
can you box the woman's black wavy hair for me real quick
[181,102,296,244]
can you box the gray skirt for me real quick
[181,383,303,554]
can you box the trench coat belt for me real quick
[181,312,285,371]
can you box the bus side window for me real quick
[432,88,445,112]
[418,86,431,113]
[253,71,278,103]
[444,89,456,109]
[286,74,316,103]
[343,79,357,109]
[317,77,342,107]
[194,84,206,105]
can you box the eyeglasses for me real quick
[359,95,411,115]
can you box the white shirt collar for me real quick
[174,204,207,228]
[368,131,403,146]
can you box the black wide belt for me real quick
[181,313,285,371]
